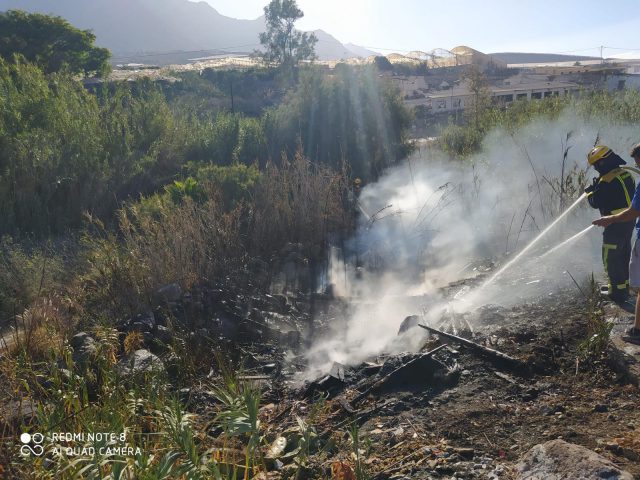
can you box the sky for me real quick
[196,0,640,57]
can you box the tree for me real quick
[263,66,413,180]
[463,65,491,130]
[0,10,111,77]
[257,0,317,69]
[373,55,393,71]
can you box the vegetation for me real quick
[264,66,413,179]
[436,89,640,158]
[462,65,491,131]
[0,57,408,236]
[578,274,614,362]
[257,0,317,69]
[3,10,640,477]
[0,10,111,77]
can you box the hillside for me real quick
[313,29,378,61]
[0,0,263,54]
[0,0,373,62]
[345,42,381,58]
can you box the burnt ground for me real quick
[6,270,639,478]
[208,283,640,479]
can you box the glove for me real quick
[584,177,598,194]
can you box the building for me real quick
[422,76,580,113]
[387,45,507,71]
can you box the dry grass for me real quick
[123,331,144,354]
[79,150,352,318]
[249,152,351,266]
[4,294,76,361]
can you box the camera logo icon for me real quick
[20,432,44,456]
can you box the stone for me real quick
[154,325,172,344]
[266,436,287,459]
[155,283,182,303]
[70,332,97,365]
[117,349,164,376]
[304,370,345,399]
[605,442,622,454]
[0,399,37,429]
[515,439,633,480]
[329,362,347,381]
[70,332,92,349]
[130,311,155,332]
[621,448,639,462]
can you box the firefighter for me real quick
[585,145,636,302]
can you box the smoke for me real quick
[300,109,640,380]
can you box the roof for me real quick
[427,80,580,99]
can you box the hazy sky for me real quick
[195,0,640,57]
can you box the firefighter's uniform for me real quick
[586,147,636,301]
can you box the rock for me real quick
[0,399,37,429]
[266,436,287,459]
[540,405,564,416]
[117,349,164,376]
[135,311,156,331]
[375,353,455,391]
[522,387,539,401]
[154,325,172,344]
[164,353,180,379]
[516,439,633,480]
[593,404,609,413]
[621,447,639,462]
[329,362,347,381]
[70,332,92,349]
[155,283,182,303]
[70,332,97,365]
[605,442,622,454]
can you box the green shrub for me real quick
[193,163,260,207]
[436,124,484,158]
[264,65,413,180]
[0,236,64,321]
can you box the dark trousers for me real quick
[602,221,635,299]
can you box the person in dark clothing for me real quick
[592,142,640,343]
[585,145,636,302]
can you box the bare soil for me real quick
[238,286,640,479]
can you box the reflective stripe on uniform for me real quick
[603,243,617,277]
[616,282,628,290]
[616,175,632,206]
[611,207,628,214]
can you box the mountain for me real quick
[345,43,380,58]
[313,30,362,61]
[0,0,263,54]
[489,52,599,64]
[0,0,375,63]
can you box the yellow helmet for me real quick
[587,145,613,165]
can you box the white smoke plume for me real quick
[301,109,640,380]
